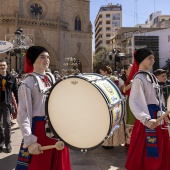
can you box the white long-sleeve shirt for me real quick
[129,73,164,125]
[17,75,49,148]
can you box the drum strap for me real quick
[134,71,159,87]
[134,71,163,108]
[24,72,55,94]
[45,72,56,85]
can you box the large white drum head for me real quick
[47,77,110,150]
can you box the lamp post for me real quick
[109,49,121,71]
[5,27,34,72]
[7,27,34,50]
[166,59,170,73]
[14,27,23,47]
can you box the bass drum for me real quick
[45,73,125,151]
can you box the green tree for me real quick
[93,46,113,73]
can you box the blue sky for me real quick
[90,0,170,51]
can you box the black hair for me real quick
[0,59,7,63]
[123,64,133,77]
[123,64,131,70]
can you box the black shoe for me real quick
[0,146,3,152]
[0,142,4,152]
[6,143,12,153]
[102,146,115,149]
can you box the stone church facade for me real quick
[0,0,92,73]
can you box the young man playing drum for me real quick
[125,48,170,170]
[15,46,71,170]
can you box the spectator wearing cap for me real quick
[154,69,170,106]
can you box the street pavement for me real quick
[0,119,127,170]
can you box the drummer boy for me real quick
[15,46,72,170]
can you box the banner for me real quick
[0,41,13,53]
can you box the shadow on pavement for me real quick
[70,146,127,170]
[0,154,18,170]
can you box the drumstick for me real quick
[156,110,170,122]
[40,141,64,151]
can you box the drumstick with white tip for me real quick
[156,110,170,122]
[40,141,64,151]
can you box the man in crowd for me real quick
[0,59,18,153]
[153,69,170,106]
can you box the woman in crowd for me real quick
[119,64,135,148]
[99,65,119,85]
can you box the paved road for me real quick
[0,119,127,170]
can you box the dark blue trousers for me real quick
[0,103,11,146]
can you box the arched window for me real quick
[75,16,81,31]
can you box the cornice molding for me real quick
[0,16,68,30]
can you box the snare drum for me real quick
[45,73,125,151]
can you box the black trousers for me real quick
[0,103,11,146]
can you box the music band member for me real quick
[125,48,170,170]
[15,46,71,170]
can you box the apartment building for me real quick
[94,3,122,52]
[109,11,170,70]
[109,27,164,70]
[136,11,170,28]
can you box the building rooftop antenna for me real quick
[134,0,138,26]
[153,0,155,19]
